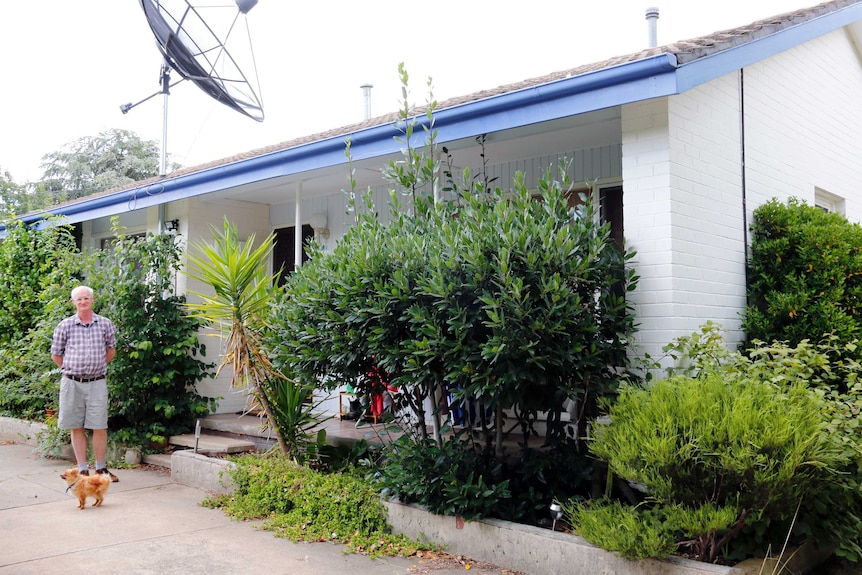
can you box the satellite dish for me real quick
[121,0,264,175]
[139,0,264,121]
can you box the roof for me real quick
[11,0,862,230]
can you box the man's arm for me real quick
[106,348,116,364]
[51,354,63,368]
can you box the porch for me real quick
[166,412,403,456]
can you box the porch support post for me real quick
[294,182,303,269]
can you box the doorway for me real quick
[273,224,314,286]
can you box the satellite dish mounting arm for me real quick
[119,62,183,115]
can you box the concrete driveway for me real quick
[0,442,501,575]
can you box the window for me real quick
[100,232,145,251]
[815,188,845,215]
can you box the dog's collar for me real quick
[65,479,80,494]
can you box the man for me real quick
[51,285,119,482]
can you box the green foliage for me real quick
[373,432,592,523]
[0,218,84,418]
[374,434,512,521]
[204,453,433,558]
[0,167,50,217]
[592,375,839,514]
[34,414,71,459]
[583,326,862,563]
[564,500,678,560]
[39,128,163,205]
[0,167,25,217]
[264,377,329,464]
[266,65,639,457]
[659,320,733,378]
[88,225,216,446]
[743,197,862,351]
[186,218,292,455]
[0,218,80,346]
[565,499,741,561]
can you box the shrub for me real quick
[266,67,639,460]
[374,434,512,521]
[0,217,81,347]
[743,197,862,351]
[563,500,678,560]
[0,218,85,419]
[374,432,592,524]
[88,226,216,447]
[574,326,862,563]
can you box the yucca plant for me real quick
[185,218,289,455]
[267,377,328,464]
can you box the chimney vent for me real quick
[645,7,659,48]
[360,84,373,120]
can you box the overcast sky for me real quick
[0,0,821,183]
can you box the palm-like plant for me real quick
[185,218,289,454]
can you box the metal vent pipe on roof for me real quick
[645,7,659,48]
[361,83,373,120]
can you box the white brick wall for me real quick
[185,196,272,415]
[742,30,862,220]
[622,28,862,365]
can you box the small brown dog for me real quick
[60,468,111,510]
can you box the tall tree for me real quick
[39,128,162,205]
[0,167,26,217]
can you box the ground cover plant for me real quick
[203,453,434,558]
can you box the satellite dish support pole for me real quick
[159,61,171,177]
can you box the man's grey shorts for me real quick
[58,376,108,430]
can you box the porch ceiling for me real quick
[196,106,623,206]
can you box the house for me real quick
[7,0,862,415]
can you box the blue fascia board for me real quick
[676,2,862,91]
[429,54,680,141]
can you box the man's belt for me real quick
[65,375,105,383]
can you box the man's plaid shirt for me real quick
[51,312,117,378]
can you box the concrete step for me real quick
[142,452,172,468]
[168,433,255,455]
[199,413,271,438]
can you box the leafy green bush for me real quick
[0,218,81,347]
[88,226,216,447]
[205,453,433,558]
[0,218,84,418]
[374,434,511,521]
[266,68,639,461]
[373,431,593,523]
[574,325,861,563]
[743,197,862,352]
[564,500,679,560]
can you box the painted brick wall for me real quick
[623,28,862,365]
[185,196,272,415]
[741,31,862,220]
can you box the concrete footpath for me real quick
[0,442,498,575]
